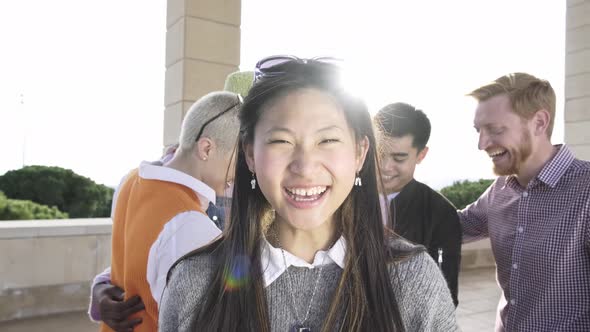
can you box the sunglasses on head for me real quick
[195,94,243,142]
[253,55,343,83]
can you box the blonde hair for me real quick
[178,91,241,155]
[468,72,556,138]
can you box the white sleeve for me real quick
[88,266,112,322]
[92,266,112,286]
[146,211,222,306]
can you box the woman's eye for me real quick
[268,139,290,144]
[320,138,340,144]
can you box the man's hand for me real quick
[95,283,145,332]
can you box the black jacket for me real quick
[387,179,462,306]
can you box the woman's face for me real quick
[246,88,368,232]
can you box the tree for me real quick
[440,179,494,210]
[0,191,68,220]
[0,166,114,218]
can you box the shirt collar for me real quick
[378,192,400,207]
[505,145,574,190]
[535,145,574,188]
[387,192,399,202]
[260,236,346,288]
[138,161,216,211]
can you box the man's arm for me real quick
[458,180,495,243]
[88,267,145,331]
[88,267,112,321]
[93,283,144,332]
[90,169,126,322]
[88,171,146,330]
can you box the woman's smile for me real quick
[283,185,330,208]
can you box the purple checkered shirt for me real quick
[460,145,590,331]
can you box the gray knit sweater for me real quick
[159,240,459,331]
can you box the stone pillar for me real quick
[164,0,241,146]
[565,0,590,160]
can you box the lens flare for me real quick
[223,254,251,291]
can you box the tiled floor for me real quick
[457,267,501,331]
[0,267,500,331]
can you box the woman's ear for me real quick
[244,141,255,172]
[356,136,370,172]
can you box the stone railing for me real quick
[0,218,494,322]
[461,238,495,270]
[0,219,111,322]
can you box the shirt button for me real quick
[522,191,528,198]
[513,263,518,269]
[510,299,516,305]
[212,215,218,221]
[517,226,524,233]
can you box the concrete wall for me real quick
[565,0,590,160]
[461,239,496,270]
[0,219,111,322]
[0,215,494,321]
[0,217,493,322]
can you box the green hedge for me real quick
[0,191,68,220]
[0,166,114,218]
[440,179,494,210]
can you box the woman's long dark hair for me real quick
[183,61,422,331]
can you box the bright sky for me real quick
[0,0,565,189]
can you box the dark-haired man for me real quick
[375,102,462,306]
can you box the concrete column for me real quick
[163,0,241,146]
[565,0,590,160]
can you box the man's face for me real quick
[474,94,533,176]
[378,135,427,195]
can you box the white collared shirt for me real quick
[260,236,347,288]
[139,162,222,305]
[138,161,216,209]
[387,192,399,202]
[380,192,399,225]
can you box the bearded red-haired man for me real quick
[460,73,590,331]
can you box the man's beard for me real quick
[493,130,532,176]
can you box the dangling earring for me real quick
[251,172,257,190]
[354,172,362,187]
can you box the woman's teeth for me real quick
[285,186,328,201]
